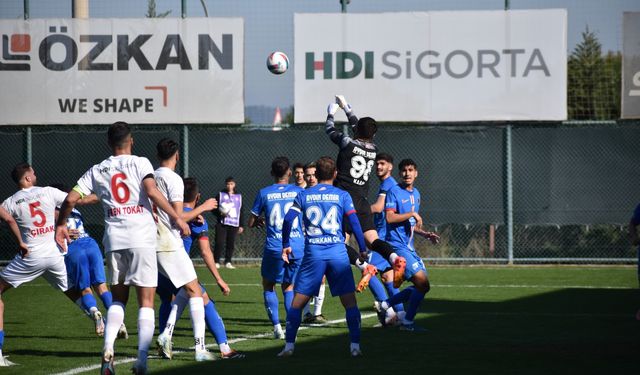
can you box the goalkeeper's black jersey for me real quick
[325,110,378,198]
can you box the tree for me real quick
[567,27,621,120]
[283,106,294,125]
[146,0,171,18]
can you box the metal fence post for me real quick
[181,125,189,177]
[504,0,514,265]
[182,0,186,18]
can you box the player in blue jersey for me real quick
[156,177,244,359]
[278,156,368,357]
[52,183,131,338]
[375,159,440,331]
[628,203,640,320]
[249,157,305,339]
[366,154,407,325]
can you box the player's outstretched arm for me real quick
[197,236,231,296]
[281,208,299,263]
[55,189,83,253]
[143,178,191,237]
[248,213,265,228]
[335,95,358,127]
[386,209,420,224]
[0,206,28,258]
[415,227,440,245]
[183,198,217,223]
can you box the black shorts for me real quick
[343,193,376,234]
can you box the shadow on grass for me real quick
[149,288,640,375]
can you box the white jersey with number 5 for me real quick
[154,167,185,252]
[2,186,67,258]
[75,154,156,252]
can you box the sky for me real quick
[1,0,638,111]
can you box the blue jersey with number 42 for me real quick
[292,184,355,260]
[251,184,304,256]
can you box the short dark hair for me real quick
[11,162,31,184]
[355,117,377,140]
[271,156,290,178]
[225,176,235,183]
[375,152,393,163]
[304,161,316,172]
[183,177,199,202]
[108,121,131,148]
[398,158,418,170]
[293,162,304,171]
[315,156,336,181]
[156,138,179,161]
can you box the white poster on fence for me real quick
[294,10,567,123]
[0,18,244,125]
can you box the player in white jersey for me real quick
[0,163,95,366]
[55,122,190,375]
[153,138,216,362]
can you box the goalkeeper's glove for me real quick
[327,102,340,116]
[335,95,351,111]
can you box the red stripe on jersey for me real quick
[345,209,356,216]
[385,208,397,212]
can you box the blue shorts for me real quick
[294,255,355,297]
[261,251,300,285]
[395,248,427,281]
[369,251,392,273]
[65,237,106,290]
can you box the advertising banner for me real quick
[622,12,640,119]
[295,10,567,123]
[0,18,244,125]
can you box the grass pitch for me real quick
[2,265,638,374]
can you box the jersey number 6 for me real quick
[111,173,131,204]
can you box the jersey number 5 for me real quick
[111,173,131,204]
[29,201,46,227]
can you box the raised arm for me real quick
[182,197,217,223]
[197,236,230,296]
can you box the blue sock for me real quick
[81,293,98,311]
[368,277,388,302]
[204,300,228,345]
[404,288,427,322]
[99,291,113,309]
[159,299,172,331]
[345,306,361,344]
[263,290,280,325]
[384,281,404,312]
[283,290,294,314]
[284,307,301,343]
[385,286,414,307]
[0,330,4,350]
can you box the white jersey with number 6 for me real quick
[75,154,157,252]
[154,167,185,252]
[2,186,67,258]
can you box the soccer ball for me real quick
[267,51,289,75]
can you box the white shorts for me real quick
[157,249,198,289]
[0,254,68,291]
[107,248,158,287]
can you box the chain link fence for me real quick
[1,122,638,263]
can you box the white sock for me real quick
[137,307,155,367]
[350,342,360,351]
[89,306,99,314]
[284,342,295,351]
[103,303,125,352]
[163,304,178,338]
[274,323,283,331]
[189,297,206,351]
[313,283,326,316]
[389,253,398,263]
[354,258,368,270]
[174,288,190,323]
[219,343,231,354]
[380,301,390,311]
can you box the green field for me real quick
[2,265,639,374]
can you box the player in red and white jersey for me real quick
[153,138,216,362]
[0,163,92,366]
[55,122,190,375]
